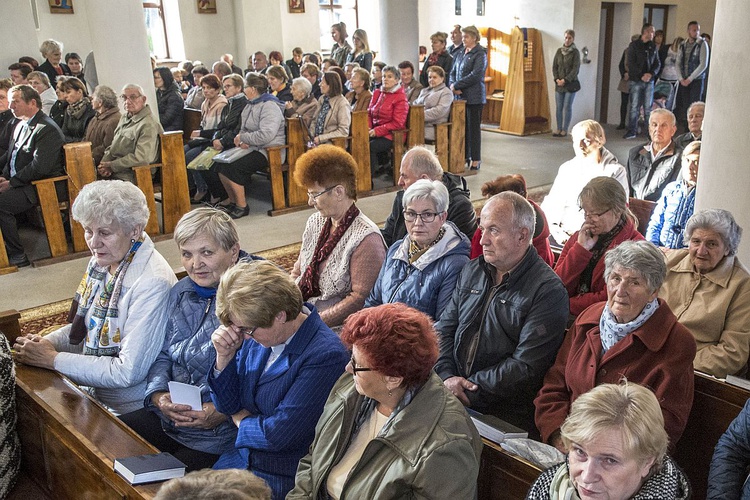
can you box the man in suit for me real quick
[0,85,65,267]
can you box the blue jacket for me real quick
[708,397,750,499]
[365,222,470,320]
[144,251,259,455]
[646,179,696,249]
[449,44,487,105]
[209,304,348,500]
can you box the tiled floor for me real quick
[2,124,637,312]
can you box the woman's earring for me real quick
[130,239,136,244]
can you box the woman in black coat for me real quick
[59,77,96,143]
[420,31,453,87]
[153,66,184,132]
[37,39,71,89]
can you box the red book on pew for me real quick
[114,452,186,485]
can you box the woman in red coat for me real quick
[554,176,643,317]
[469,174,554,267]
[367,65,408,179]
[534,240,696,452]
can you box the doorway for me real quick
[597,3,615,123]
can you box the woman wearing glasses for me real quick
[554,176,644,317]
[209,260,348,500]
[365,180,470,320]
[288,303,483,499]
[291,145,386,328]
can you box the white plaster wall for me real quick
[279,0,321,60]
[178,0,236,64]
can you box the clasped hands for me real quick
[13,334,58,369]
[151,392,226,429]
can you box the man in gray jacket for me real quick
[98,84,163,183]
[435,192,569,435]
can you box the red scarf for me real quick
[298,203,360,301]
[427,50,446,67]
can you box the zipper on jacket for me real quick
[386,266,414,304]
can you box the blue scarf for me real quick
[599,298,659,354]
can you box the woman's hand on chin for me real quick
[577,222,598,251]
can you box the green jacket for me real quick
[288,372,483,499]
[101,104,163,182]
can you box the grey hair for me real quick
[27,71,51,88]
[489,192,535,244]
[685,208,743,255]
[40,39,63,58]
[174,207,240,252]
[403,179,449,214]
[382,65,399,79]
[92,85,118,109]
[650,108,676,126]
[687,101,705,116]
[71,180,150,234]
[121,83,145,97]
[403,146,443,180]
[291,76,312,97]
[604,241,666,293]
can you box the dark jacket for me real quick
[156,82,185,132]
[627,37,661,81]
[49,100,67,128]
[346,51,373,72]
[435,248,569,431]
[449,44,487,105]
[382,172,477,247]
[210,93,248,150]
[1,110,65,203]
[144,251,259,455]
[627,141,681,201]
[61,100,96,143]
[287,373,483,499]
[274,85,293,103]
[552,44,581,93]
[285,58,302,79]
[0,110,17,159]
[365,222,471,320]
[37,60,71,89]
[708,397,750,499]
[420,51,453,87]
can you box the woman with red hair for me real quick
[288,303,483,499]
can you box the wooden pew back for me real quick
[392,105,425,185]
[448,100,467,173]
[628,197,657,237]
[182,108,202,143]
[478,440,542,500]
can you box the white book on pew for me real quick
[726,375,750,392]
[114,452,186,485]
[213,147,252,164]
[466,408,528,444]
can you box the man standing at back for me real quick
[675,21,709,130]
[435,192,569,434]
[627,108,681,201]
[624,23,660,140]
[382,146,476,247]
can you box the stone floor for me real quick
[1,124,638,312]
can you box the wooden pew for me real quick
[628,197,657,237]
[266,117,307,214]
[673,372,750,500]
[0,230,18,275]
[182,108,202,143]
[478,439,543,500]
[330,111,372,194]
[392,105,425,185]
[427,100,466,174]
[131,131,191,235]
[15,363,162,499]
[28,142,98,263]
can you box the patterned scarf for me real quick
[298,203,360,301]
[407,226,446,264]
[315,95,331,137]
[427,49,446,67]
[67,235,145,357]
[66,96,91,119]
[577,216,626,294]
[548,460,580,500]
[599,298,659,354]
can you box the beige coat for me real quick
[660,249,750,377]
[310,94,351,144]
[101,104,163,183]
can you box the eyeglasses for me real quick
[403,210,442,223]
[581,208,611,220]
[350,354,372,375]
[120,94,143,102]
[233,325,257,338]
[307,185,338,200]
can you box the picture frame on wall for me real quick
[197,0,217,14]
[289,0,305,14]
[49,0,74,14]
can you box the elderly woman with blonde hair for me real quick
[291,145,386,327]
[528,381,691,499]
[208,260,348,499]
[14,180,176,415]
[37,39,71,88]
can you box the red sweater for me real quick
[368,86,409,141]
[554,218,644,316]
[471,200,554,267]
[534,300,696,447]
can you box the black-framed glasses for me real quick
[307,185,338,200]
[580,208,611,220]
[350,354,372,375]
[403,210,442,223]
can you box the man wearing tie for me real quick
[0,84,64,267]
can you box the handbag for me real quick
[186,147,220,170]
[565,79,581,93]
[617,77,630,94]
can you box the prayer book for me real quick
[114,452,186,485]
[466,409,528,444]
